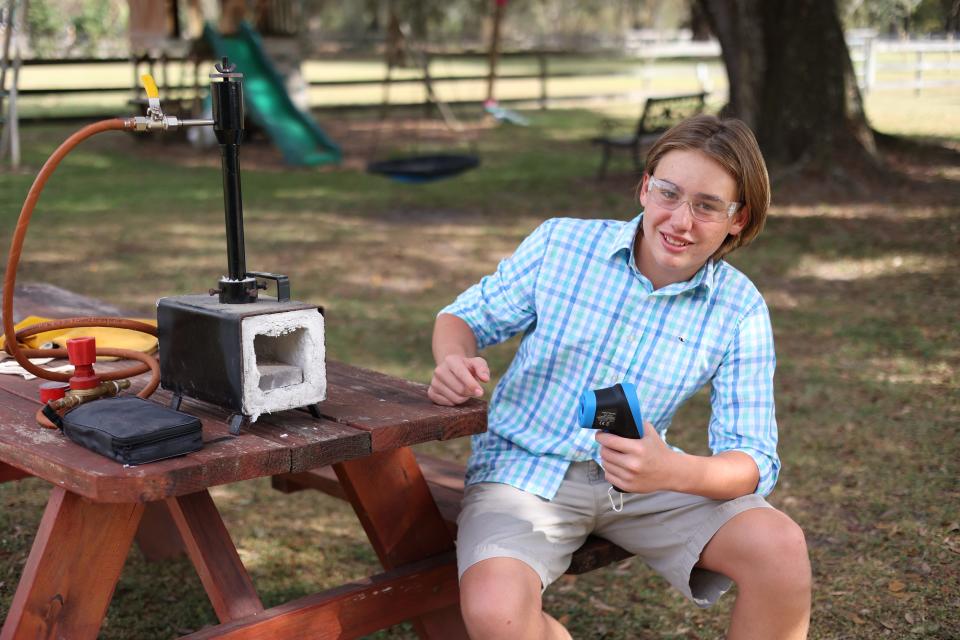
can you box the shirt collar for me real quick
[607,213,717,298]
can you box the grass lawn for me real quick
[0,95,957,638]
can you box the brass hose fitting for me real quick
[48,379,131,412]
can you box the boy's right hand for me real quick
[428,355,490,406]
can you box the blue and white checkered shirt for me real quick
[441,215,780,499]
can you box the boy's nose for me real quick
[670,200,696,229]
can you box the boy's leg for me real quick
[696,507,811,640]
[456,464,601,640]
[593,482,803,628]
[460,558,572,640]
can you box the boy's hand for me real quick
[428,354,490,406]
[596,422,680,493]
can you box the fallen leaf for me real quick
[848,612,866,625]
[888,579,906,592]
[880,619,897,630]
[558,614,570,626]
[904,612,915,624]
[589,596,618,613]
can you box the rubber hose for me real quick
[0,119,163,393]
[15,317,158,380]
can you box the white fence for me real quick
[623,34,959,96]
[849,36,960,94]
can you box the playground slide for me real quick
[203,22,341,166]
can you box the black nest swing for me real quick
[367,153,480,184]
[366,25,479,185]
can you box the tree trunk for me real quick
[688,0,713,42]
[486,0,506,103]
[698,0,878,170]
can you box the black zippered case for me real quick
[60,396,203,465]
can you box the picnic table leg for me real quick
[334,447,469,640]
[0,462,30,483]
[0,487,143,640]
[166,490,264,622]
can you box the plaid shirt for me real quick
[441,215,780,500]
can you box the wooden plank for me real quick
[1,283,130,322]
[167,490,264,622]
[328,362,487,441]
[180,553,460,640]
[244,409,370,473]
[566,536,634,575]
[272,454,464,529]
[0,360,476,500]
[0,487,143,640]
[335,448,468,639]
[322,361,486,452]
[276,454,634,576]
[0,386,293,502]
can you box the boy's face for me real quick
[636,149,747,289]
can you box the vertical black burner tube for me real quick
[212,68,255,303]
[213,77,245,280]
[220,143,245,280]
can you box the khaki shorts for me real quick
[456,460,772,607]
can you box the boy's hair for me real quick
[642,114,770,259]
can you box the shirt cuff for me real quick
[726,447,779,497]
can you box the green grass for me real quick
[0,99,958,639]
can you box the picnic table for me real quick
[0,322,486,638]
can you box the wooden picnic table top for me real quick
[0,358,486,503]
[0,285,484,638]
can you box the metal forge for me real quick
[156,60,325,434]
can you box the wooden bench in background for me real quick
[591,91,707,180]
[273,454,633,575]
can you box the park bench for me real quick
[591,91,707,180]
[272,453,634,575]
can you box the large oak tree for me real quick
[697,0,878,170]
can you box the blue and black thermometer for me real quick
[578,382,643,492]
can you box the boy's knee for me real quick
[460,558,543,639]
[740,510,811,591]
[707,508,811,594]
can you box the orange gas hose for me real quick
[1,118,162,393]
[13,318,157,380]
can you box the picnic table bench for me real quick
[591,91,707,179]
[273,454,634,576]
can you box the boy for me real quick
[429,115,811,640]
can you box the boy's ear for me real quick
[637,174,651,207]
[728,206,749,236]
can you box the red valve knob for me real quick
[66,336,99,390]
[39,381,70,403]
[66,336,96,365]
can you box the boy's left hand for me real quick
[596,422,680,493]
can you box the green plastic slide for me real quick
[203,22,341,166]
